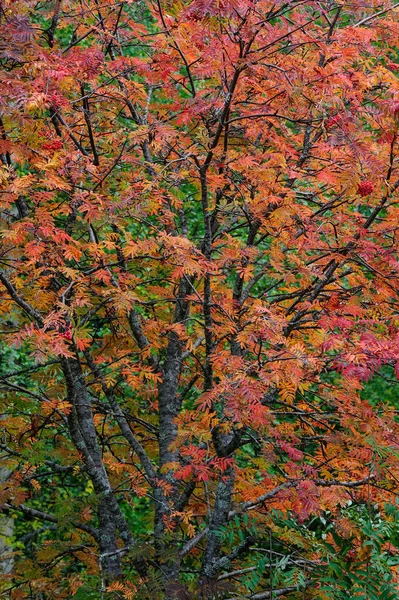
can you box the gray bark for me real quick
[62,356,134,580]
[200,470,235,585]
[0,466,13,577]
[155,277,191,585]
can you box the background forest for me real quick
[2,0,399,598]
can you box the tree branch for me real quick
[0,272,44,326]
[4,503,98,540]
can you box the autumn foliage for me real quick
[2,0,399,598]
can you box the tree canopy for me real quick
[2,0,399,598]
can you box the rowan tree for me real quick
[2,0,399,598]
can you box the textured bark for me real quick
[155,278,191,586]
[0,466,13,578]
[199,470,235,586]
[62,356,133,580]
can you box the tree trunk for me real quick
[0,466,13,577]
